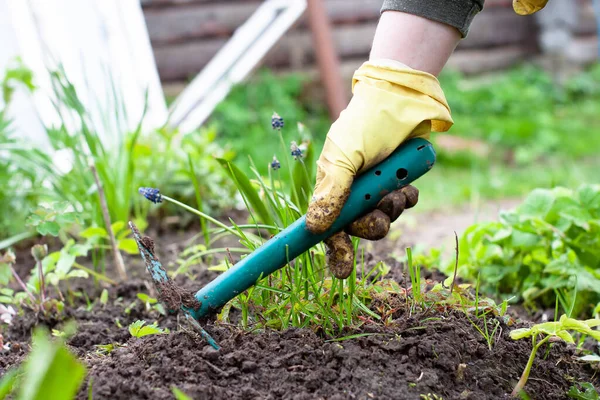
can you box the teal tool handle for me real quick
[188,138,435,319]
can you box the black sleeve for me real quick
[381,0,485,37]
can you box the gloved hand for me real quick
[306,60,453,279]
[513,0,549,15]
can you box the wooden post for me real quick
[306,0,347,119]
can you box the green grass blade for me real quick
[291,141,315,212]
[217,158,274,226]
[0,231,35,250]
[0,368,18,399]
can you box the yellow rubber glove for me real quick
[306,60,453,278]
[513,0,549,15]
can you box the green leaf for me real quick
[519,189,555,218]
[56,253,76,276]
[18,328,86,400]
[118,238,139,255]
[46,273,59,287]
[37,221,60,237]
[100,289,109,306]
[65,270,88,280]
[128,320,169,338]
[579,355,600,362]
[560,206,593,230]
[584,319,600,328]
[510,328,533,340]
[111,221,125,235]
[79,227,107,239]
[136,293,157,304]
[567,382,600,400]
[25,214,42,227]
[217,158,274,226]
[0,368,18,399]
[490,227,512,242]
[55,212,77,225]
[52,201,71,214]
[172,387,193,400]
[0,264,11,286]
[556,330,575,344]
[578,185,600,211]
[511,230,540,249]
[560,316,593,333]
[208,263,228,272]
[70,243,91,258]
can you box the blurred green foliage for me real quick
[441,64,600,162]
[0,326,86,400]
[0,59,40,239]
[210,64,600,211]
[210,70,330,174]
[0,62,236,240]
[420,64,600,209]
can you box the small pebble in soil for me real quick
[201,345,220,361]
[241,360,258,372]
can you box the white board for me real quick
[1,0,167,147]
[169,0,307,134]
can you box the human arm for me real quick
[306,0,550,279]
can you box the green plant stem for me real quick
[276,132,300,206]
[512,335,551,397]
[0,231,35,251]
[161,195,244,240]
[36,260,46,303]
[73,262,116,285]
[298,159,313,209]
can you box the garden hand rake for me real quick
[130,138,435,340]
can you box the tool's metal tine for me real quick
[184,311,220,350]
[129,221,169,284]
[129,221,221,350]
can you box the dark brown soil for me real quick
[78,310,594,400]
[1,223,598,399]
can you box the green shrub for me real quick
[0,62,235,241]
[210,69,330,175]
[439,64,600,163]
[446,184,600,315]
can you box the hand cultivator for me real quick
[130,138,436,348]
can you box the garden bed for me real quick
[1,236,597,400]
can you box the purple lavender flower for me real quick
[139,187,163,204]
[270,156,281,170]
[271,112,284,130]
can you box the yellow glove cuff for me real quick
[351,60,453,133]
